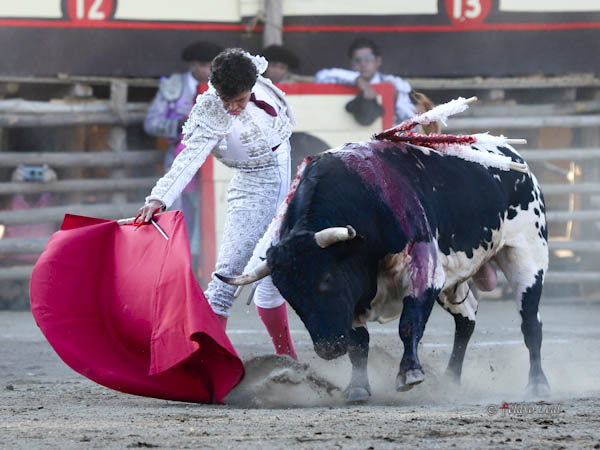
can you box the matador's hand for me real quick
[117,200,164,225]
[136,200,165,224]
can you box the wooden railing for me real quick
[0,75,599,301]
[1,147,599,287]
[0,149,162,281]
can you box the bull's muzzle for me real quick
[313,339,348,360]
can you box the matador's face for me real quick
[219,90,251,116]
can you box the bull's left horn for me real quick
[315,225,357,248]
[215,260,270,286]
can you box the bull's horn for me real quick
[215,260,270,286]
[315,225,357,248]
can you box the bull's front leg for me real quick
[396,287,439,391]
[344,326,371,402]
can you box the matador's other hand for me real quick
[117,200,164,225]
[136,200,165,224]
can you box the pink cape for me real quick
[30,212,244,403]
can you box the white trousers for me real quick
[206,143,291,316]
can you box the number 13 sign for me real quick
[445,0,492,27]
[65,0,115,22]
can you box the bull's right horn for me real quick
[315,225,357,248]
[215,260,270,286]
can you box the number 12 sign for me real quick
[65,0,115,22]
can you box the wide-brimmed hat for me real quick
[181,41,223,62]
[262,44,300,69]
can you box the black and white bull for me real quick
[218,140,550,402]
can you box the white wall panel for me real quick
[500,0,600,12]
[115,0,241,22]
[0,1,62,18]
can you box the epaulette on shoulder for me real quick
[159,73,185,102]
[182,92,232,136]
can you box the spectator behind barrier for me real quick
[0,164,58,309]
[262,44,301,84]
[315,37,415,126]
[3,164,58,262]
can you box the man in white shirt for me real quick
[315,38,415,125]
[134,49,298,360]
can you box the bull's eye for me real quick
[318,273,333,293]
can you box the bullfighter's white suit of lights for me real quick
[146,54,294,317]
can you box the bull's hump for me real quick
[332,142,431,239]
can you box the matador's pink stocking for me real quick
[256,303,298,360]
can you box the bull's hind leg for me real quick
[438,282,478,384]
[345,326,371,402]
[496,246,550,396]
[396,287,439,391]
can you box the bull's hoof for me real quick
[526,380,551,397]
[443,368,461,386]
[345,387,371,403]
[396,368,425,392]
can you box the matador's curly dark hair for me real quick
[210,48,257,100]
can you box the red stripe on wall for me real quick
[0,18,598,32]
[282,22,600,32]
[0,18,250,30]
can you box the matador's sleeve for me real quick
[146,93,232,208]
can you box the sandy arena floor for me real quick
[1,297,599,449]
